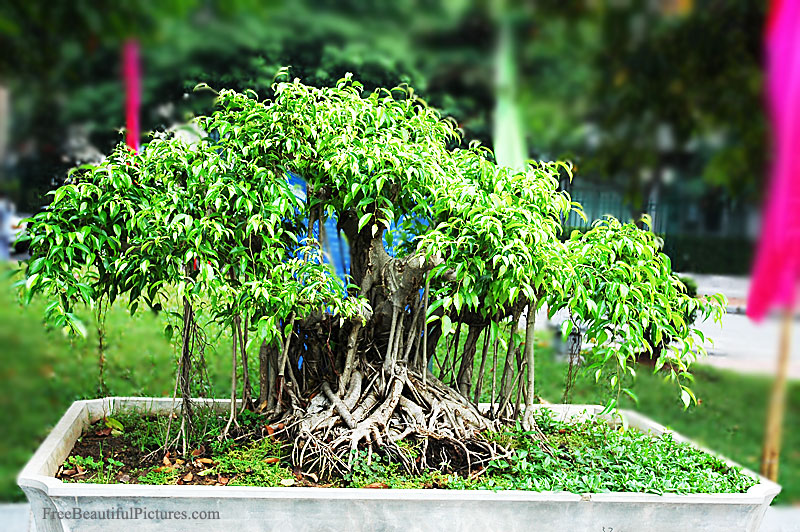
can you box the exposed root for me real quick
[276,363,544,480]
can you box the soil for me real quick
[58,419,333,488]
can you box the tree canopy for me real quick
[19,76,725,472]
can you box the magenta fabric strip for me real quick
[747,0,800,321]
[123,40,141,153]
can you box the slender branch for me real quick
[523,302,538,424]
[276,313,296,413]
[473,326,491,405]
[422,275,429,383]
[222,317,239,438]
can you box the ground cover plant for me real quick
[56,408,756,496]
[17,74,727,488]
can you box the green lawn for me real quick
[1,264,797,504]
[0,264,233,501]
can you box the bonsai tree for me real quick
[18,74,724,475]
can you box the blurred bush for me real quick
[663,234,754,275]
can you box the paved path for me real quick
[0,504,30,532]
[687,273,800,380]
[762,506,800,531]
[539,272,800,380]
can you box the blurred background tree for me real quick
[0,0,766,271]
[519,0,765,237]
[0,0,497,210]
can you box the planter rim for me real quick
[18,396,782,505]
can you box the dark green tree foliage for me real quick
[19,76,724,476]
[0,1,495,210]
[520,0,765,213]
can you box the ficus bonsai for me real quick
[17,72,725,475]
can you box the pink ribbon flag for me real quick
[747,0,800,321]
[123,40,141,153]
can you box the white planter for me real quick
[19,398,780,532]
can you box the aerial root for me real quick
[279,365,531,480]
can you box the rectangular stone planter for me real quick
[19,398,780,532]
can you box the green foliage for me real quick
[533,344,799,504]
[136,467,180,486]
[63,454,103,473]
[213,439,294,487]
[18,75,725,408]
[2,1,493,212]
[524,2,765,207]
[18,77,368,347]
[62,451,124,484]
[478,411,757,495]
[550,216,724,406]
[344,449,447,489]
[112,412,169,453]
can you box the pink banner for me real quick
[123,40,141,153]
[747,0,800,321]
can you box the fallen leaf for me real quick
[275,423,285,430]
[196,458,214,465]
[62,469,77,477]
[95,427,112,437]
[104,417,124,431]
[191,446,205,457]
[218,475,230,485]
[197,468,216,476]
[266,425,275,436]
[279,478,295,487]
[364,482,389,489]
[118,474,131,484]
[175,459,185,465]
[76,464,85,474]
[162,455,172,467]
[263,457,280,464]
[182,472,194,482]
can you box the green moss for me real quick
[212,438,294,487]
[136,467,180,485]
[344,450,450,489]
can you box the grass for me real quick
[1,262,797,503]
[0,264,234,501]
